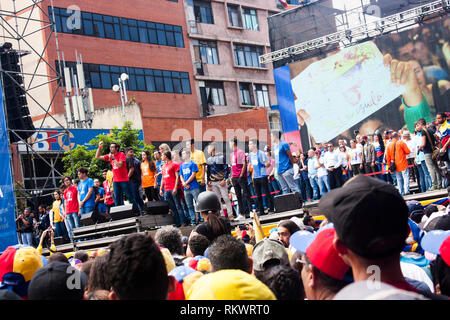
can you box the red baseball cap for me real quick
[440,235,450,267]
[305,228,350,281]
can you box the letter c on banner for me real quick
[58,131,75,151]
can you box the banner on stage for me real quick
[0,82,18,252]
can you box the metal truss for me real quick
[260,0,450,64]
[0,0,74,209]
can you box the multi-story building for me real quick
[183,0,282,128]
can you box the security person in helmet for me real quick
[191,191,232,242]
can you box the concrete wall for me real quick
[33,102,143,130]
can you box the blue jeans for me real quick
[54,221,68,238]
[308,176,320,200]
[184,188,200,224]
[318,175,331,196]
[80,206,95,215]
[278,168,300,194]
[269,178,282,196]
[417,161,432,192]
[21,232,33,246]
[395,169,410,195]
[67,212,81,229]
[165,190,189,227]
[113,181,136,208]
[129,182,144,212]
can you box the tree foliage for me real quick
[62,121,154,182]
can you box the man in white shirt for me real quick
[323,143,343,189]
[403,131,420,191]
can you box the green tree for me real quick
[62,121,154,183]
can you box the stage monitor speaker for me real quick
[53,236,65,246]
[146,200,169,215]
[80,210,110,226]
[274,192,303,213]
[110,204,138,221]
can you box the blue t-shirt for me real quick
[156,160,163,185]
[97,187,108,213]
[276,140,293,174]
[77,178,95,208]
[180,161,199,190]
[249,150,268,179]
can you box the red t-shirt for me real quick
[162,161,179,191]
[64,185,79,214]
[104,152,129,182]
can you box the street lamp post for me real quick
[112,73,129,123]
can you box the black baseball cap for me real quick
[28,261,88,300]
[319,175,409,259]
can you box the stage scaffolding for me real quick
[0,0,74,210]
[261,0,450,65]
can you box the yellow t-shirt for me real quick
[191,149,206,182]
[52,200,63,223]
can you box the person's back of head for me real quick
[74,250,89,263]
[208,235,251,273]
[47,252,70,264]
[187,234,210,257]
[107,234,171,300]
[28,261,88,300]
[257,265,304,300]
[155,225,184,256]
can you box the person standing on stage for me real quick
[229,138,253,220]
[102,169,115,213]
[271,131,300,194]
[77,167,95,216]
[95,141,137,209]
[141,150,159,202]
[125,148,144,213]
[62,176,80,230]
[186,139,207,193]
[206,143,233,220]
[249,139,274,216]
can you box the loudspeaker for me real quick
[80,210,110,226]
[110,204,138,221]
[53,236,65,246]
[0,49,35,143]
[145,200,169,215]
[274,192,303,213]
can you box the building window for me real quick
[254,84,270,107]
[239,83,253,106]
[199,41,219,64]
[234,44,263,68]
[227,5,242,28]
[49,7,184,48]
[203,81,226,105]
[242,8,258,30]
[193,0,214,24]
[58,61,191,94]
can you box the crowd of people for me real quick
[2,175,450,300]
[12,111,450,250]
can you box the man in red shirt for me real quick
[159,151,190,227]
[95,141,138,210]
[62,176,81,230]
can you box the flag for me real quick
[253,212,265,243]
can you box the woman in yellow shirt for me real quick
[141,150,159,202]
[51,190,68,239]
